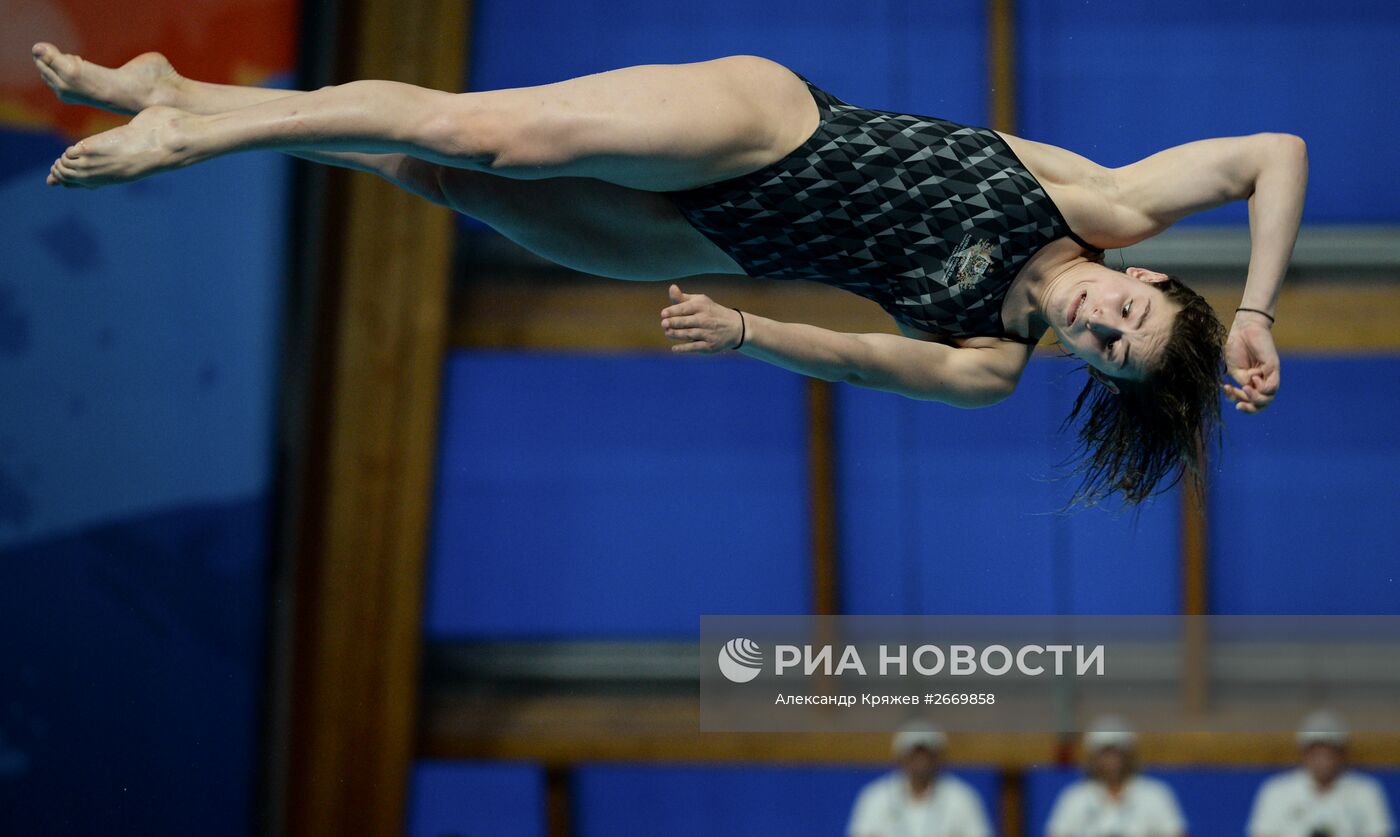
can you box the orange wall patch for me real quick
[0,0,298,137]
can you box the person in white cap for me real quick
[1247,710,1394,837]
[1046,716,1187,837]
[847,723,993,837]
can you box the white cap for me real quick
[892,724,947,757]
[1083,715,1137,753]
[1297,709,1349,748]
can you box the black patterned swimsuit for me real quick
[665,76,1102,344]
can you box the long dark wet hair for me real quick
[1060,275,1227,506]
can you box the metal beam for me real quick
[1122,225,1400,271]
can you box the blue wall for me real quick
[1018,0,1400,223]
[408,761,547,837]
[465,0,1400,223]
[427,352,1400,639]
[1209,356,1400,614]
[425,353,812,639]
[469,0,987,127]
[836,360,1180,616]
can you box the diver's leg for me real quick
[437,170,745,280]
[33,42,745,278]
[44,54,818,191]
[32,42,447,202]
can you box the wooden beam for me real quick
[418,693,1400,769]
[450,273,1400,353]
[1197,280,1400,351]
[449,272,900,349]
[269,0,467,835]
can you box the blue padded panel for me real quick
[407,761,546,837]
[574,763,999,837]
[1018,0,1400,223]
[1382,772,1400,820]
[837,359,1180,615]
[468,0,987,126]
[1165,768,1284,836]
[1210,355,1400,614]
[426,352,811,639]
[1024,767,1078,836]
[0,498,269,837]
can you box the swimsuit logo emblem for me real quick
[947,235,996,290]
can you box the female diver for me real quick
[31,46,1302,504]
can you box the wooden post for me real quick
[1181,456,1211,715]
[267,0,467,834]
[1182,464,1210,617]
[546,766,573,837]
[987,0,1018,134]
[808,379,841,616]
[999,767,1026,837]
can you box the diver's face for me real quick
[1049,266,1179,385]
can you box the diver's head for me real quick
[1048,265,1226,506]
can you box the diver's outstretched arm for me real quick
[659,284,1030,408]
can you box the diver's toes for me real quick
[39,47,83,85]
[36,68,62,96]
[38,46,69,75]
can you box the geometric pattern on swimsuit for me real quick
[666,76,1100,343]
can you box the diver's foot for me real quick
[47,106,195,188]
[31,42,182,115]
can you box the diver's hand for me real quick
[1223,311,1279,413]
[660,284,744,353]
